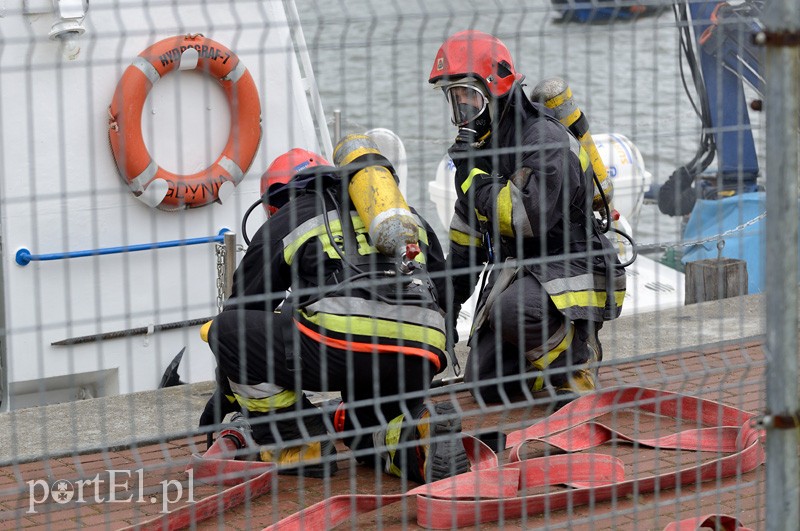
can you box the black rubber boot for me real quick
[392,401,470,484]
[246,395,338,478]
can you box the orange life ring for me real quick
[108,34,261,210]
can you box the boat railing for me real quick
[15,228,230,266]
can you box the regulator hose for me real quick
[240,197,263,246]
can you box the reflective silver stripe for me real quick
[450,213,483,238]
[525,322,571,364]
[130,159,158,192]
[542,272,627,294]
[568,133,581,157]
[218,156,244,184]
[508,180,533,237]
[282,209,364,265]
[282,209,343,249]
[222,60,246,83]
[369,207,415,237]
[228,380,285,399]
[132,56,161,85]
[304,296,445,331]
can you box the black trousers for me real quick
[463,273,595,403]
[208,306,436,451]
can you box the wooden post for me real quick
[684,258,748,304]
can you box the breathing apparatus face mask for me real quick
[444,82,492,139]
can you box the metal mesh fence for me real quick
[0,0,796,529]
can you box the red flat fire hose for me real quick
[128,386,764,530]
[119,434,277,531]
[664,514,754,531]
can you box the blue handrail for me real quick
[16,228,230,266]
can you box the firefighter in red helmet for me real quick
[202,148,469,482]
[430,30,626,408]
[259,148,330,214]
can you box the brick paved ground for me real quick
[0,338,771,530]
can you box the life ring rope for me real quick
[108,34,261,210]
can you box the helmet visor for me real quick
[444,83,488,127]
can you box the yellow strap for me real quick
[578,146,591,172]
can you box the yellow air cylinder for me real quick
[530,77,614,212]
[332,134,420,257]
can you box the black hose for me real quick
[240,197,263,246]
[606,225,638,268]
[320,188,366,276]
[593,171,613,234]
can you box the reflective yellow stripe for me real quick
[531,324,575,370]
[260,442,323,465]
[615,290,625,307]
[284,215,383,263]
[319,234,345,259]
[529,325,576,392]
[355,232,377,255]
[413,227,429,264]
[301,312,447,352]
[450,228,482,247]
[305,297,444,330]
[461,167,489,195]
[234,390,298,412]
[417,226,429,245]
[384,413,404,478]
[284,219,343,263]
[225,394,236,404]
[550,290,626,310]
[475,210,488,223]
[497,182,513,237]
[579,146,590,172]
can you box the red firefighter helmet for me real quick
[260,148,330,213]
[428,30,524,98]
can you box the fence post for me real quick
[223,231,237,301]
[762,0,800,529]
